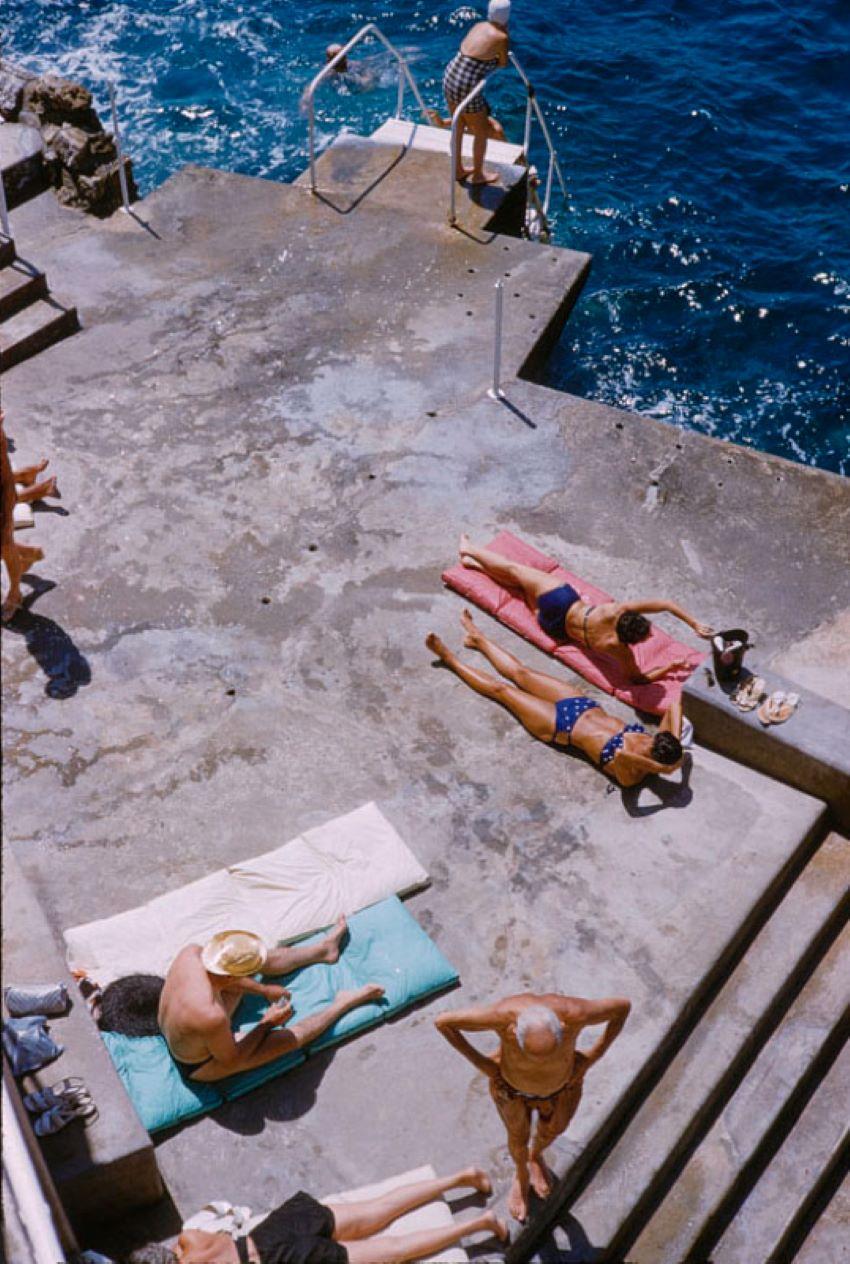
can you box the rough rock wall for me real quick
[0,59,138,216]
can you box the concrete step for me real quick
[684,666,850,830]
[370,117,526,167]
[2,850,163,1225]
[0,259,47,319]
[551,832,849,1262]
[629,924,850,1263]
[713,1046,850,1262]
[0,292,79,371]
[790,1136,850,1264]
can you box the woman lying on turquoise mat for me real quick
[427,611,685,788]
[126,1167,507,1264]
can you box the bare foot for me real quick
[485,1212,510,1243]
[425,631,451,662]
[469,169,499,186]
[12,458,49,487]
[461,1166,492,1196]
[16,476,59,503]
[459,534,484,571]
[508,1176,529,1222]
[461,608,483,650]
[320,916,348,963]
[339,983,385,1008]
[455,167,473,182]
[528,1156,554,1199]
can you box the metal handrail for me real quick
[448,77,489,226]
[509,52,567,215]
[304,23,431,193]
[0,171,11,240]
[447,53,567,227]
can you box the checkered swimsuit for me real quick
[443,51,500,114]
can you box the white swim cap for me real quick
[488,0,511,26]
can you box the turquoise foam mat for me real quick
[103,896,457,1133]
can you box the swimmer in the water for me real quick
[324,43,379,90]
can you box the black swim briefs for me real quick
[250,1191,348,1264]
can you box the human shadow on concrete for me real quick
[528,1205,609,1262]
[3,579,92,699]
[203,1046,336,1138]
[620,753,694,818]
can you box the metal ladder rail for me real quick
[448,58,567,227]
[304,23,431,194]
[509,52,568,216]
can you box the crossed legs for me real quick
[328,1168,507,1262]
[459,533,562,613]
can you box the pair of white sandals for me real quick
[23,1077,98,1136]
[731,677,800,726]
[757,690,800,727]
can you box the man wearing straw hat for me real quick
[159,919,384,1081]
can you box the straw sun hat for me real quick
[201,930,268,977]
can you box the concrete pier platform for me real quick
[2,160,849,1259]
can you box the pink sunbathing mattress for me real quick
[442,532,706,716]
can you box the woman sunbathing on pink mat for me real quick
[126,1167,507,1264]
[458,534,713,684]
[426,612,684,788]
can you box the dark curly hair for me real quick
[616,611,651,645]
[652,732,683,765]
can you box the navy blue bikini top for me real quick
[600,723,646,767]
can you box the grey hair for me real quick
[125,1247,178,1264]
[516,1004,562,1050]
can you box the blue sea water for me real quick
[5,1,849,474]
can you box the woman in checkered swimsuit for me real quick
[442,0,511,184]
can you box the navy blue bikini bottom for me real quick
[536,583,581,641]
[554,695,599,738]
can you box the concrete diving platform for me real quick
[2,136,849,1260]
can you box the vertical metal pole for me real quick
[544,151,555,217]
[108,82,131,213]
[0,172,11,240]
[308,100,317,192]
[449,115,459,225]
[523,94,533,158]
[396,59,405,117]
[487,280,505,399]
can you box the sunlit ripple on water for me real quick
[5,0,848,474]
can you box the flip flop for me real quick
[757,691,800,726]
[23,1078,90,1114]
[732,676,765,711]
[32,1095,98,1136]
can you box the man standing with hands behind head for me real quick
[435,990,631,1221]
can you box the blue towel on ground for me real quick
[103,896,457,1133]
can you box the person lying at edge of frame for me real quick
[125,1167,508,1264]
[426,611,685,788]
[457,533,715,684]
